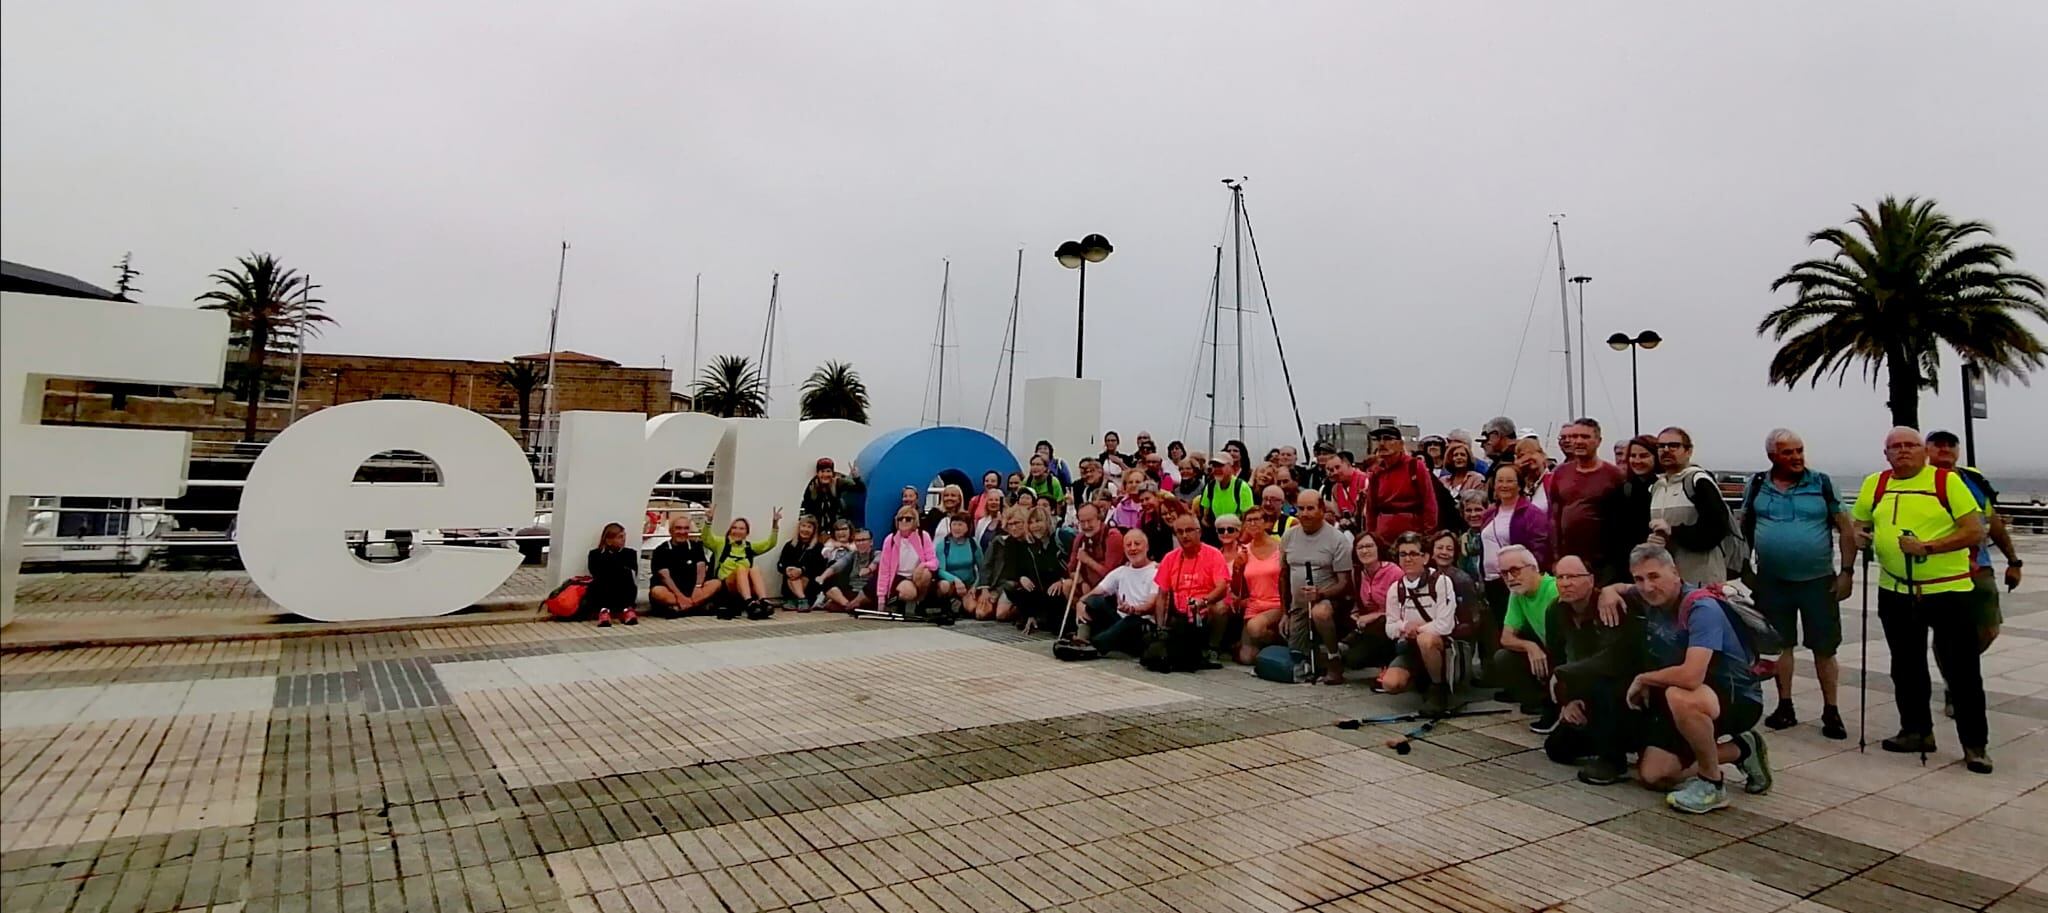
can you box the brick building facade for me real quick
[41,350,681,446]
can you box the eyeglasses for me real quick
[1655,442,1687,451]
[1501,565,1536,576]
[1396,551,1426,559]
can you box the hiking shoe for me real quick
[1943,688,1954,719]
[1577,757,1628,786]
[1422,684,1450,717]
[1529,705,1562,735]
[1764,700,1798,731]
[1321,652,1346,686]
[1964,747,1994,775]
[745,600,775,620]
[1665,777,1730,814]
[595,609,612,628]
[621,608,639,626]
[1493,689,1515,703]
[1735,731,1772,795]
[1882,732,1937,754]
[1820,706,1847,741]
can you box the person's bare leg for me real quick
[825,587,851,610]
[1815,654,1840,708]
[1417,630,1446,682]
[1241,612,1279,664]
[910,567,934,604]
[994,595,1017,623]
[1309,601,1344,683]
[1380,666,1412,694]
[650,585,681,610]
[748,568,770,600]
[895,579,918,604]
[691,580,723,605]
[1637,746,1687,790]
[1666,686,1731,782]
[1774,650,1798,704]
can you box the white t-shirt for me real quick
[1481,510,1515,580]
[1090,562,1160,614]
[895,537,918,578]
[1385,571,1458,640]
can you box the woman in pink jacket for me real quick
[877,505,939,610]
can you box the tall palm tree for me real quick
[495,360,543,444]
[799,361,870,422]
[196,253,331,441]
[1760,196,2046,428]
[693,355,769,418]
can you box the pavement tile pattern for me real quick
[3,547,2047,913]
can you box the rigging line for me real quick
[1178,256,1222,444]
[1589,340,1621,422]
[1236,194,1309,454]
[1498,231,1557,415]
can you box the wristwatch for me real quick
[2012,558,2026,568]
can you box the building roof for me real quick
[1,259,128,301]
[513,350,618,365]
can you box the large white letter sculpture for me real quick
[547,410,727,586]
[236,400,531,621]
[1,293,228,627]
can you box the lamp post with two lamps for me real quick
[1606,330,1662,436]
[1055,234,1114,378]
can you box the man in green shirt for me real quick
[1852,427,1989,773]
[1492,545,1564,732]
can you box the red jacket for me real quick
[1066,527,1125,593]
[1363,453,1440,544]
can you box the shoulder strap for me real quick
[1820,472,1839,512]
[1872,469,1894,506]
[1934,467,1953,516]
[1741,472,1765,543]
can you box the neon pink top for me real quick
[1240,546,1283,615]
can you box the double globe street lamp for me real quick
[1056,234,1114,377]
[1606,330,1662,436]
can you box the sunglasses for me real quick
[1397,551,1426,559]
[1218,526,1241,534]
[897,517,916,523]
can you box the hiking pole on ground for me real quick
[1903,533,1928,767]
[1047,559,1087,643]
[1858,545,1872,752]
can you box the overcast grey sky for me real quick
[5,2,2045,476]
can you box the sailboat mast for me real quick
[541,241,568,475]
[1207,245,1222,454]
[759,272,780,404]
[1552,216,1575,419]
[1238,191,1310,455]
[934,259,951,425]
[1231,181,1246,443]
[1002,249,1021,443]
[689,273,701,410]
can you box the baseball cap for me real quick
[1925,430,1961,446]
[815,457,835,470]
[1367,426,1403,441]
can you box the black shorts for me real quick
[1644,684,1762,759]
[1386,638,1435,686]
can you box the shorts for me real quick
[1386,638,1435,686]
[1754,574,1842,656]
[1644,683,1762,760]
[1971,568,2003,628]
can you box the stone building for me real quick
[41,349,683,446]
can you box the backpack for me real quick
[542,576,591,619]
[1739,471,1840,548]
[1140,613,1208,673]
[1254,644,1301,683]
[1677,582,1782,678]
[1870,467,1955,517]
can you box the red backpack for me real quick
[542,576,591,619]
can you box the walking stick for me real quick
[1858,545,1872,752]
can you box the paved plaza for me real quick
[3,549,2047,913]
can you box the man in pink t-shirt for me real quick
[1155,513,1234,660]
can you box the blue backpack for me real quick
[1255,644,1301,683]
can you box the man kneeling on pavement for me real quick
[1534,555,1644,787]
[1596,544,1773,814]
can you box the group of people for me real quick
[583,416,2022,814]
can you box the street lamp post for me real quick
[1056,234,1114,377]
[1606,330,1662,436]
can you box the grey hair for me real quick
[1482,416,1516,438]
[1497,544,1537,569]
[1458,489,1489,508]
[1628,543,1676,569]
[1446,428,1474,445]
[1763,428,1801,453]
[1138,481,1161,495]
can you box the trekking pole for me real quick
[1049,559,1087,643]
[1858,545,1872,752]
[1902,532,1927,767]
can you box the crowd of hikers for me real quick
[583,417,2023,815]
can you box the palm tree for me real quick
[799,361,870,422]
[196,253,331,441]
[1760,196,2046,428]
[495,360,543,444]
[693,355,769,418]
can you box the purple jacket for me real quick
[876,529,938,590]
[1480,500,1553,572]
